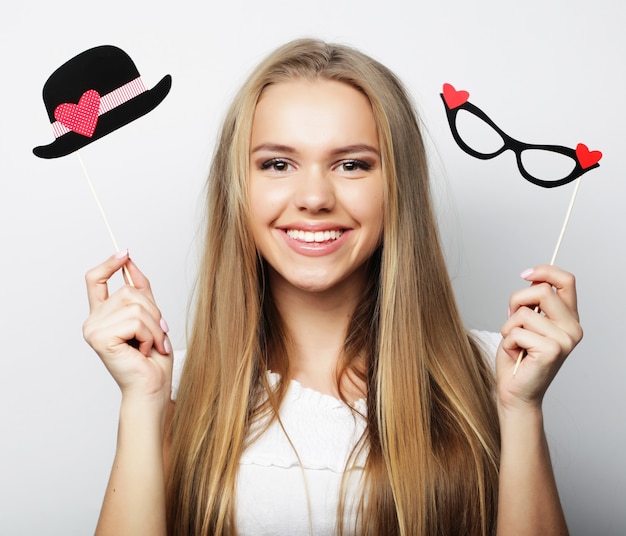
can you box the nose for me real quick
[293,165,336,213]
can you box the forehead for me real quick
[250,79,378,150]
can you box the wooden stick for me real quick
[76,151,135,287]
[512,177,583,375]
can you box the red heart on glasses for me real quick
[442,83,470,109]
[54,89,101,137]
[575,143,602,169]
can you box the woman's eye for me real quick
[260,159,291,172]
[338,159,372,172]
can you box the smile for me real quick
[285,229,344,243]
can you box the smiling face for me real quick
[248,79,384,297]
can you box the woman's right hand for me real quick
[83,250,173,403]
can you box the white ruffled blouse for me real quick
[236,372,367,535]
[170,330,500,535]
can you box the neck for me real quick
[268,268,367,399]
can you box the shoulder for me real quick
[469,329,501,370]
[171,348,186,401]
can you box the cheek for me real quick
[342,184,384,231]
[249,179,292,217]
[248,182,292,251]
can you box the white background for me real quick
[1,1,624,534]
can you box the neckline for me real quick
[267,371,367,410]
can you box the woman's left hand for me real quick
[496,265,583,413]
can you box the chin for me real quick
[268,263,367,297]
[271,267,340,294]
[289,276,337,294]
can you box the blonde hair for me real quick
[167,38,500,535]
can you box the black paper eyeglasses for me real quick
[441,84,602,188]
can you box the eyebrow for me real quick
[250,143,380,157]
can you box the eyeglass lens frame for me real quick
[441,94,600,188]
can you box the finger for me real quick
[124,316,170,358]
[107,286,170,355]
[501,326,549,358]
[498,332,563,392]
[123,258,157,302]
[126,302,170,357]
[508,282,573,323]
[85,250,131,311]
[501,294,583,366]
[84,298,169,357]
[502,306,579,354]
[500,327,565,371]
[520,265,578,316]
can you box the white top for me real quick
[170,329,500,535]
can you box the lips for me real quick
[278,225,350,257]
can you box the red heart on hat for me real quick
[575,143,602,169]
[442,83,470,109]
[54,90,101,137]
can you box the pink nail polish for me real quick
[520,268,534,279]
[115,249,129,259]
[164,337,171,355]
[160,317,170,333]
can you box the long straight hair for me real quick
[167,39,500,535]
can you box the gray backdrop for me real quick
[1,0,624,534]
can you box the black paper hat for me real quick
[33,45,171,159]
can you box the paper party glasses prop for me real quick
[33,45,172,158]
[440,83,602,188]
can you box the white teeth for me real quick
[286,229,343,242]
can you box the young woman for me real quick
[83,39,581,535]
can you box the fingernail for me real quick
[520,268,534,279]
[507,307,511,319]
[115,248,129,259]
[160,317,170,333]
[164,337,171,355]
